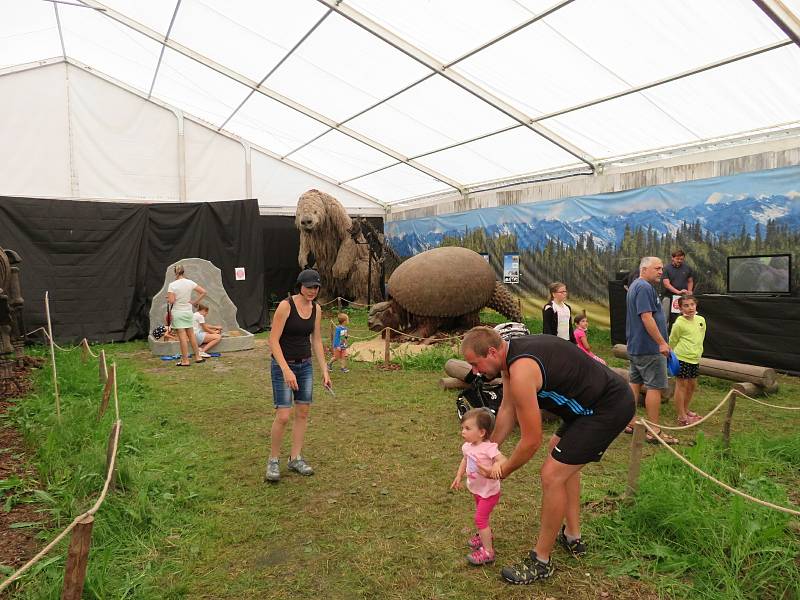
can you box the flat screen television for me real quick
[727,253,791,294]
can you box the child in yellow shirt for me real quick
[668,295,706,425]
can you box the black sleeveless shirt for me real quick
[279,296,317,360]
[505,335,625,420]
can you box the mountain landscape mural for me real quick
[386,166,800,308]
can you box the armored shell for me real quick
[388,247,496,317]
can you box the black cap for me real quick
[297,269,321,288]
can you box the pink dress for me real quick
[574,328,606,364]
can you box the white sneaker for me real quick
[200,351,212,358]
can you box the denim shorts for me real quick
[270,358,313,409]
[195,330,206,345]
[629,353,667,390]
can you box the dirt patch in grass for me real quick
[0,402,43,573]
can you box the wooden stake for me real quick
[625,421,646,498]
[383,328,391,366]
[98,364,115,419]
[722,394,737,448]
[80,339,89,364]
[98,349,107,384]
[44,291,61,421]
[337,297,342,310]
[105,422,121,490]
[60,515,94,600]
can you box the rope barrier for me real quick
[0,419,122,592]
[647,390,735,431]
[639,419,800,517]
[25,327,83,353]
[652,389,799,432]
[23,328,99,358]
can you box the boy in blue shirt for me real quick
[329,313,350,373]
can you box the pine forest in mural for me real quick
[386,166,800,307]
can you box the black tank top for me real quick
[505,335,625,420]
[279,296,317,360]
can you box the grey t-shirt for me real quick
[663,262,693,293]
[626,278,667,355]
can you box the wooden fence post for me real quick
[44,291,61,421]
[625,421,647,498]
[105,422,121,490]
[98,350,107,384]
[80,339,89,364]
[98,364,115,419]
[383,329,391,366]
[337,297,342,310]
[722,394,737,448]
[61,515,94,600]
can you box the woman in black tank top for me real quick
[265,269,331,483]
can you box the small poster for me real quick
[479,252,490,264]
[235,267,246,281]
[503,253,520,284]
[671,294,682,314]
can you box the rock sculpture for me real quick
[368,247,522,338]
[295,189,380,304]
[148,258,254,356]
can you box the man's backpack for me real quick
[456,377,503,420]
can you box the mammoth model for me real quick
[368,246,522,338]
[295,189,381,305]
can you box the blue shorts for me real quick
[195,330,206,344]
[270,358,313,409]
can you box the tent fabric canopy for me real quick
[3,0,800,205]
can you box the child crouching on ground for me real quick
[669,294,706,425]
[451,409,506,565]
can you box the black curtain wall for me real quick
[0,196,266,344]
[608,280,800,374]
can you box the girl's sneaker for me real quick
[467,546,495,565]
[467,533,493,550]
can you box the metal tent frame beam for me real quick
[753,0,800,47]
[282,0,576,161]
[421,39,792,158]
[77,0,465,196]
[317,0,597,172]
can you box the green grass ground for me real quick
[3,309,799,599]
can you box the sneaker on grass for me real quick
[199,351,212,359]
[265,457,280,483]
[287,456,314,476]
[556,525,587,557]
[501,551,555,585]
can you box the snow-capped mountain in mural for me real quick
[389,194,800,257]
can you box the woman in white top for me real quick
[167,265,207,366]
[542,281,577,344]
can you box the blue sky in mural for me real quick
[388,166,800,256]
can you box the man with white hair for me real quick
[624,257,678,444]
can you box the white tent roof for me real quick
[3,0,800,206]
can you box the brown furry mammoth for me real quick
[295,189,381,305]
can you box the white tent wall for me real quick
[0,60,384,216]
[0,62,71,198]
[387,135,800,221]
[184,120,246,202]
[68,65,181,200]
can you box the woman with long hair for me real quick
[542,282,576,344]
